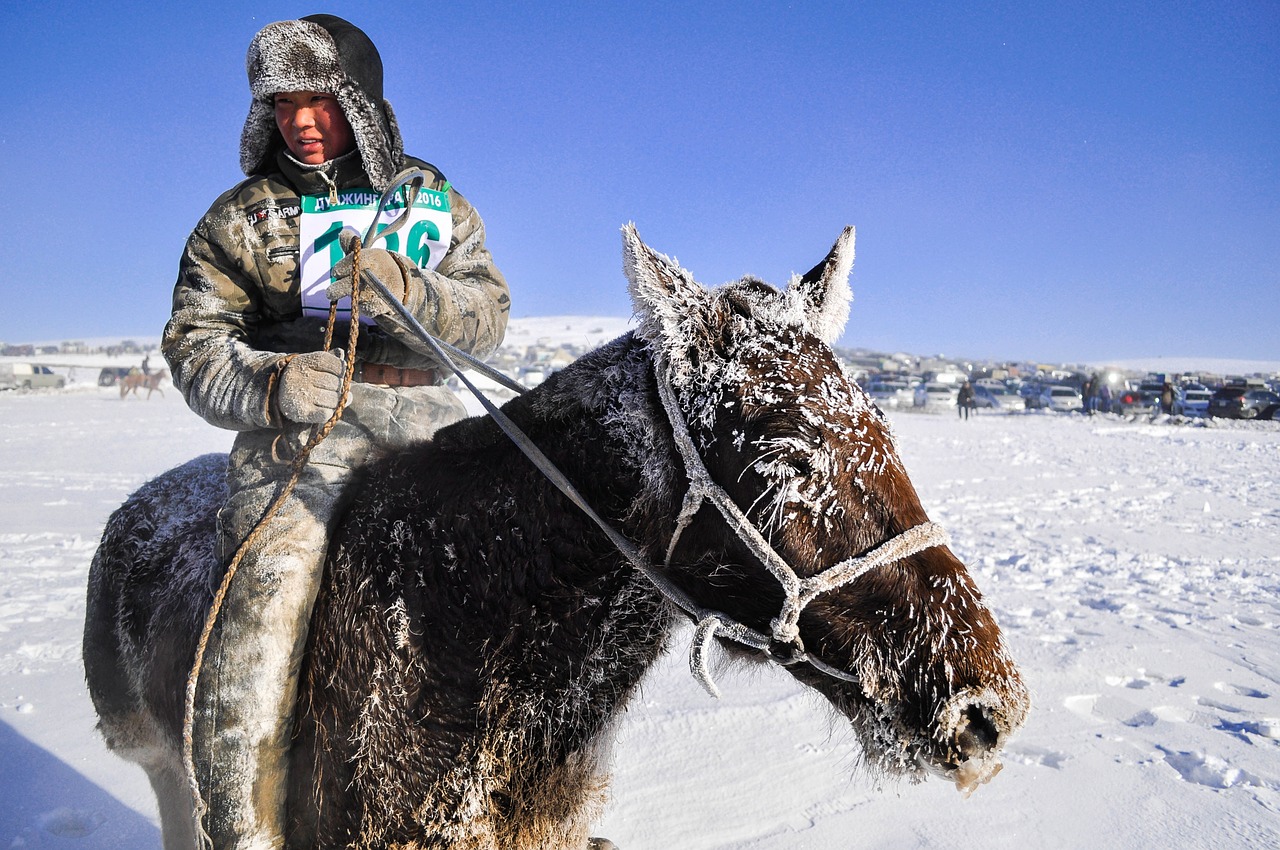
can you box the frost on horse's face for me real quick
[625,225,1029,792]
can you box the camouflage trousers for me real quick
[192,382,466,850]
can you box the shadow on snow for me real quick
[0,718,159,848]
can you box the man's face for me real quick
[273,91,355,164]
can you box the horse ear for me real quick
[622,223,708,351]
[791,226,855,344]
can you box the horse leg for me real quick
[142,757,199,850]
[85,455,231,847]
[90,704,195,850]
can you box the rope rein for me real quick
[181,241,365,849]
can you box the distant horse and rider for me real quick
[119,368,168,399]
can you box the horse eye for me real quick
[789,456,815,478]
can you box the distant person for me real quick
[160,15,510,848]
[140,354,151,376]
[1099,382,1112,414]
[1160,381,1175,415]
[957,380,976,420]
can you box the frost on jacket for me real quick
[162,152,510,431]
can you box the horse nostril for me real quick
[955,704,1000,759]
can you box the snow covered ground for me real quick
[1,344,1278,849]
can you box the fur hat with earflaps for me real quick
[240,14,405,191]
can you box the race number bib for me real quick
[298,186,453,322]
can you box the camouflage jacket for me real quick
[162,151,510,431]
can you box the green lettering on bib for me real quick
[315,222,345,273]
[406,219,442,267]
[298,185,453,321]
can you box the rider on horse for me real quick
[161,15,510,848]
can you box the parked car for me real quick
[1172,384,1211,417]
[913,382,960,409]
[866,379,915,409]
[1111,388,1158,416]
[1207,387,1280,420]
[972,384,1020,411]
[97,366,134,387]
[1037,385,1084,413]
[0,362,66,390]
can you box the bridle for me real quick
[355,170,952,698]
[653,372,950,696]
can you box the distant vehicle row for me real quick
[0,363,142,390]
[864,375,1278,420]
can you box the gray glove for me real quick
[327,233,421,319]
[275,351,346,424]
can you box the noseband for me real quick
[654,371,951,697]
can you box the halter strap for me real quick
[655,367,950,696]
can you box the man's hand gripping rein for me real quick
[327,231,420,319]
[275,351,347,424]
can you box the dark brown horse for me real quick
[83,227,1028,849]
[119,368,168,399]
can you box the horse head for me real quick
[623,224,1029,794]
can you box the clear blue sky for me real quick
[1,2,1276,363]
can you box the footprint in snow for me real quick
[1197,696,1246,715]
[1107,674,1152,690]
[1216,717,1280,740]
[1063,693,1102,723]
[1105,670,1185,690]
[1122,705,1201,728]
[37,806,105,837]
[1155,747,1276,791]
[1214,681,1269,700]
[1006,743,1069,769]
[1067,677,1213,731]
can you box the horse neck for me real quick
[434,333,682,680]
[355,331,684,633]
[505,333,680,559]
